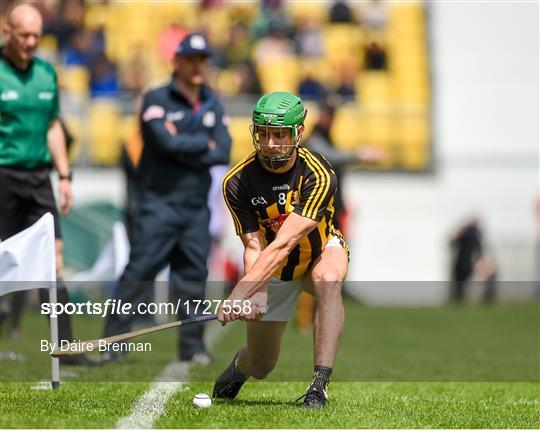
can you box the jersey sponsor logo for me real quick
[272,184,290,191]
[261,214,289,229]
[38,91,54,100]
[0,90,19,101]
[251,196,268,206]
[142,105,165,122]
[166,110,185,121]
[203,111,216,127]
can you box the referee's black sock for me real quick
[312,365,333,389]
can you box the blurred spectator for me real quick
[364,41,387,70]
[251,2,293,40]
[201,0,223,10]
[298,74,326,102]
[89,53,119,98]
[34,1,58,28]
[262,0,284,9]
[253,25,294,67]
[294,17,324,58]
[232,61,262,95]
[213,21,252,69]
[46,0,85,52]
[227,21,252,64]
[450,217,484,303]
[63,28,102,67]
[335,65,357,100]
[329,0,355,23]
[359,0,388,31]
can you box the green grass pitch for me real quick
[1,300,538,428]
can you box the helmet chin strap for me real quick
[259,154,290,169]
[258,145,298,169]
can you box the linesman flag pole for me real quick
[0,213,60,389]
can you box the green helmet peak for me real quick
[252,92,306,130]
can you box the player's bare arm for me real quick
[217,212,318,324]
[241,231,264,273]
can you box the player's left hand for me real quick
[59,179,73,215]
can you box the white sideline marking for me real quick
[30,381,51,390]
[116,321,226,429]
[116,362,189,429]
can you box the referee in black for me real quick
[0,2,89,365]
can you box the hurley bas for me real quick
[41,340,152,353]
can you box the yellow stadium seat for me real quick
[57,66,89,99]
[323,24,364,66]
[396,85,430,105]
[330,105,364,151]
[364,113,393,147]
[215,69,241,97]
[228,117,253,164]
[389,4,425,25]
[400,143,429,170]
[356,72,392,108]
[396,115,430,170]
[200,8,231,48]
[88,100,122,165]
[228,3,258,23]
[257,57,300,94]
[397,116,430,146]
[286,2,328,25]
[84,2,110,30]
[363,112,395,168]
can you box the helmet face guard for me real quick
[251,92,307,170]
[250,124,301,169]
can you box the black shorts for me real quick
[0,165,62,240]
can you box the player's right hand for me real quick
[216,295,267,325]
[239,291,268,322]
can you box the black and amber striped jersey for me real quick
[222,147,347,281]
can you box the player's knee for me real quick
[249,362,275,380]
[313,273,342,299]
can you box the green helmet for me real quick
[250,92,307,169]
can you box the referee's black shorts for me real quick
[0,165,62,241]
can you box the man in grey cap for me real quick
[102,33,231,365]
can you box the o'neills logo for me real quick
[272,184,290,191]
[261,214,289,229]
